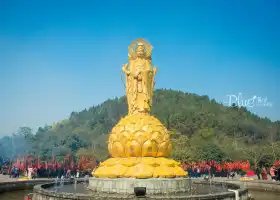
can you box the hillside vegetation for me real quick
[1,89,280,166]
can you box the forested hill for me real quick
[1,89,280,164]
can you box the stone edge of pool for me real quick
[0,179,54,193]
[6,178,280,199]
[32,180,249,200]
[215,179,280,193]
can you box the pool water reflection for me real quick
[0,189,32,200]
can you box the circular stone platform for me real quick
[88,177,190,194]
[32,180,249,200]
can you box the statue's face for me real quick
[136,45,145,57]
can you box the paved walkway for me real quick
[213,175,279,183]
[0,174,17,182]
[0,174,52,183]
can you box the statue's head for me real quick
[136,43,146,58]
[128,39,152,60]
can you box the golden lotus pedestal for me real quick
[93,114,187,178]
[94,157,187,178]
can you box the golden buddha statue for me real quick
[122,39,156,115]
[93,38,187,178]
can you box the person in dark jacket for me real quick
[187,167,193,178]
[47,168,52,179]
[210,166,215,178]
[255,166,261,180]
[276,167,280,181]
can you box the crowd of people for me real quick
[182,160,280,181]
[182,160,250,179]
[183,164,238,179]
[0,154,100,180]
[9,166,20,178]
[2,158,280,182]
[1,164,94,180]
[255,166,280,181]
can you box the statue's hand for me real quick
[122,64,129,75]
[122,63,128,70]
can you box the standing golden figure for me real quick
[122,39,157,115]
[93,39,187,178]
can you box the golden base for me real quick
[93,157,188,178]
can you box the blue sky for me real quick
[0,0,279,136]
